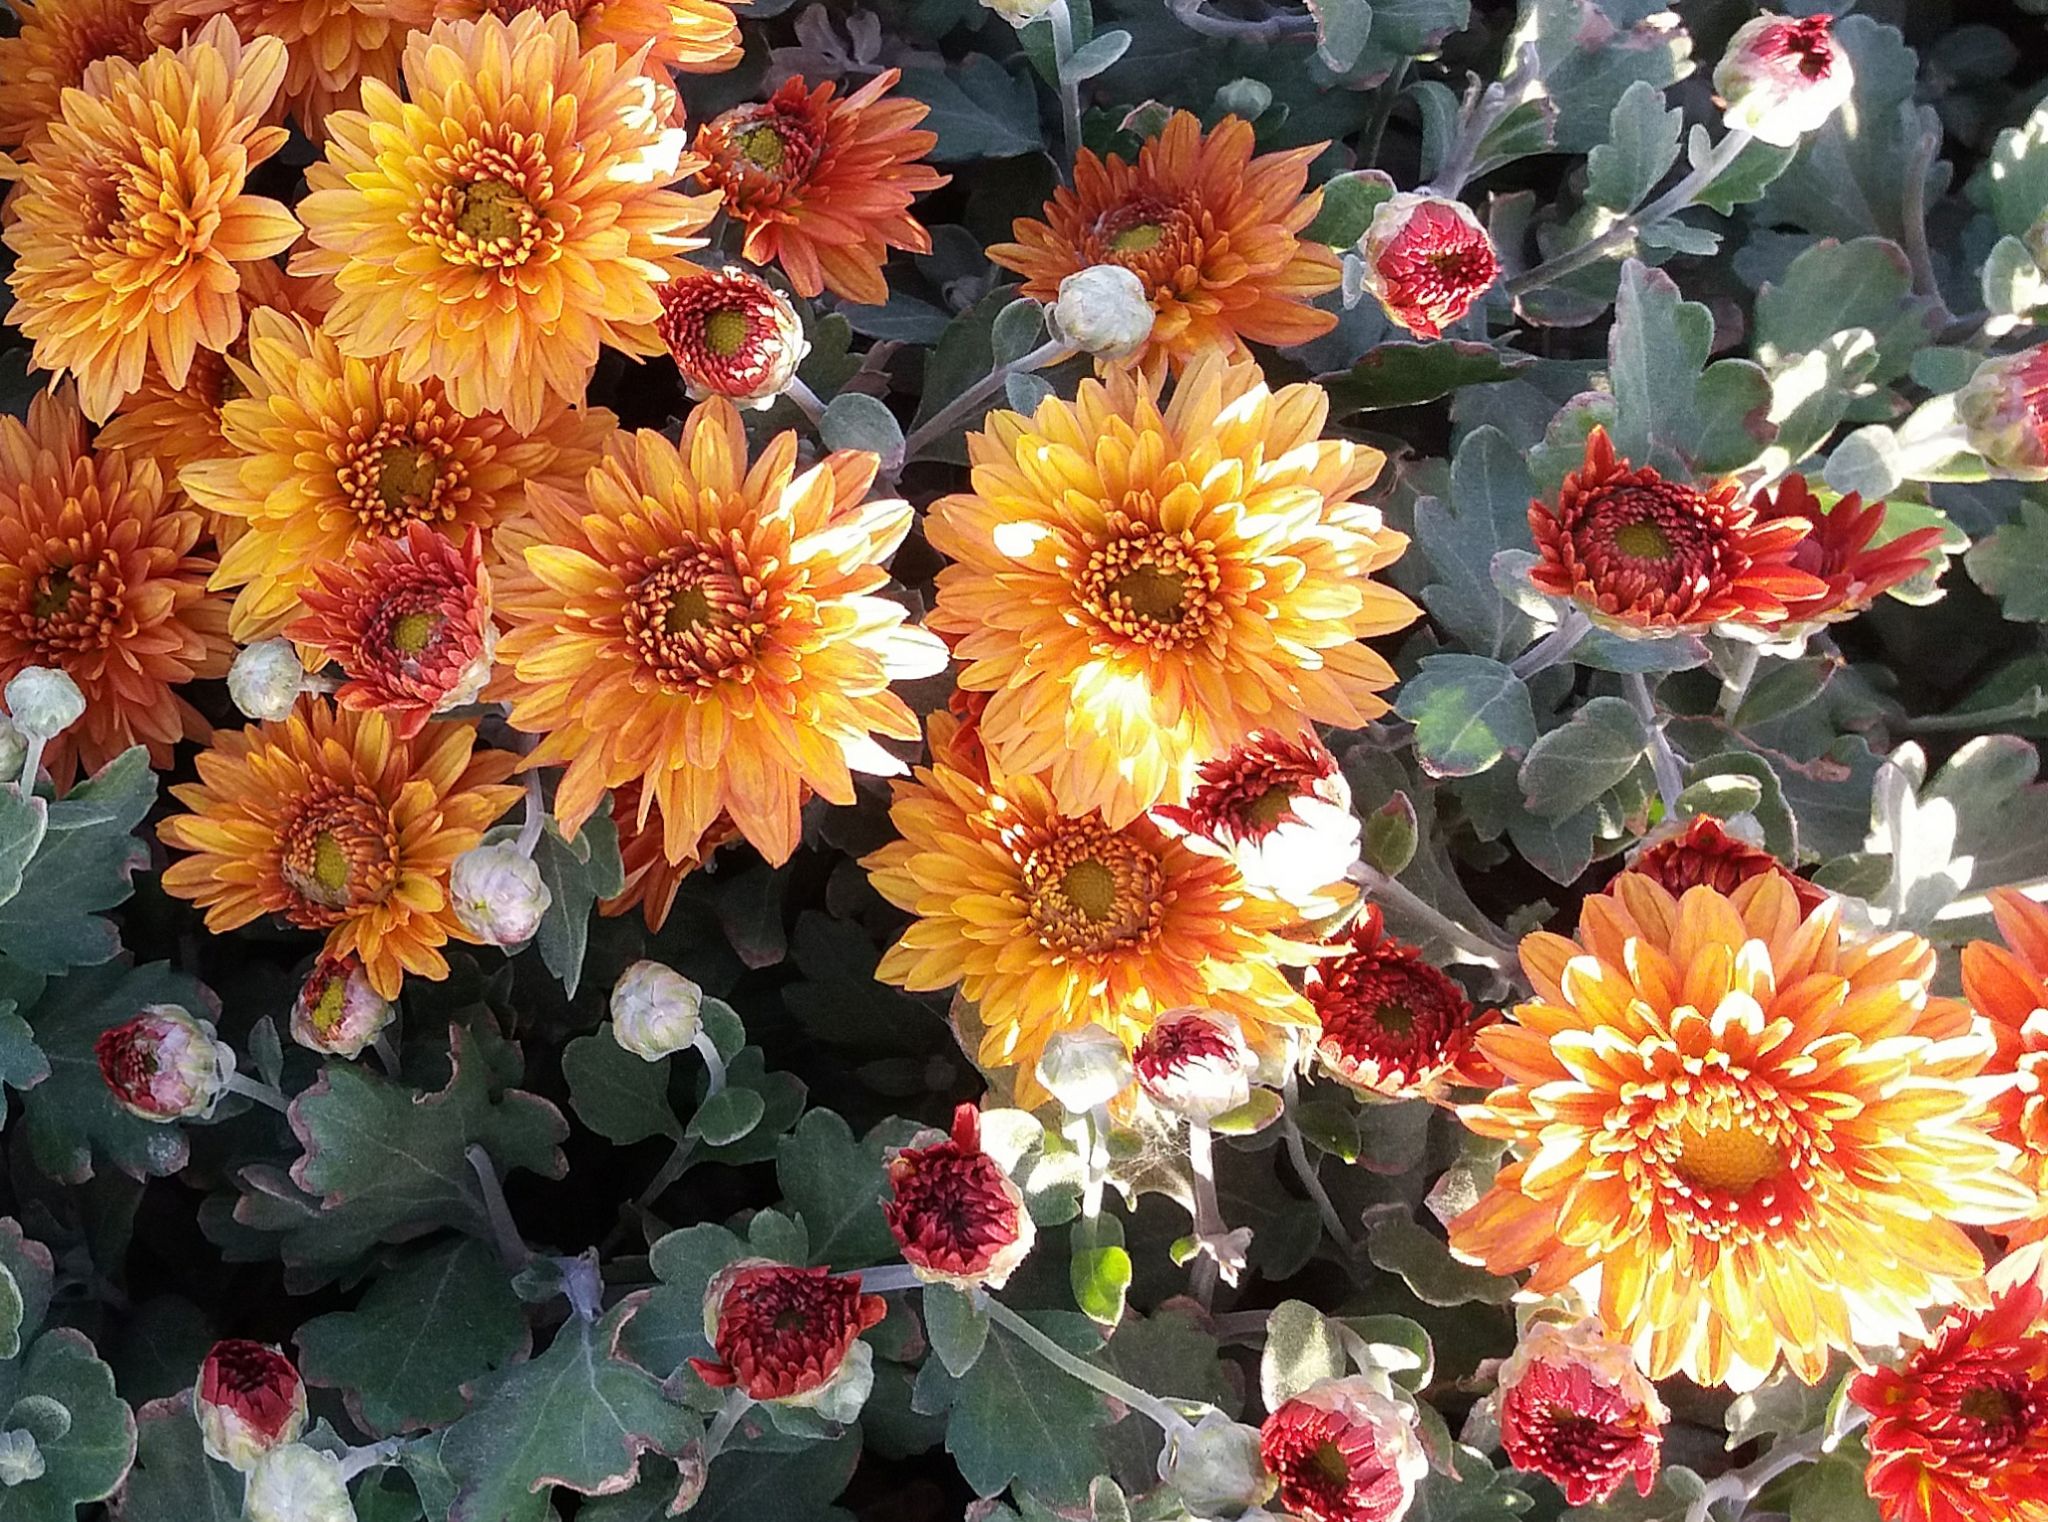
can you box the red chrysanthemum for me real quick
[1155,730,1359,913]
[1360,193,1501,339]
[1625,817,1829,916]
[1259,1378,1428,1522]
[1853,1284,2048,1522]
[1133,1008,1257,1121]
[1749,474,1946,626]
[1497,1318,1667,1506]
[688,1261,886,1404]
[1305,907,1496,1101]
[1528,428,1828,633]
[883,1105,1034,1290]
[288,524,494,740]
[93,1005,229,1120]
[197,1340,306,1471]
[656,266,806,407]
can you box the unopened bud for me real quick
[1035,1023,1131,1113]
[227,639,306,723]
[1051,265,1155,361]
[1160,1410,1276,1519]
[290,955,393,1059]
[1133,1009,1257,1123]
[657,268,808,411]
[243,1443,356,1522]
[1958,345,2048,479]
[610,959,705,1060]
[449,842,551,946]
[196,1340,307,1472]
[1714,13,1854,148]
[4,667,83,740]
[94,1005,234,1121]
[1359,192,1500,339]
[980,0,1056,27]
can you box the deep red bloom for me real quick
[688,1261,885,1403]
[1852,1285,2048,1522]
[1497,1320,1666,1506]
[883,1104,1034,1288]
[197,1340,306,1470]
[655,266,805,407]
[1260,1379,1427,1522]
[1528,428,1828,633]
[1361,193,1500,340]
[1749,474,1946,626]
[1306,907,1495,1101]
[1626,817,1829,917]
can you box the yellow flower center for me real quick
[456,178,530,244]
[1373,1001,1417,1037]
[391,610,440,655]
[703,308,751,359]
[311,974,349,1035]
[277,790,399,926]
[665,584,713,633]
[31,567,76,620]
[378,446,440,513]
[1613,519,1675,561]
[1110,564,1188,624]
[736,124,787,171]
[1111,222,1164,254]
[1244,784,1297,831]
[1021,820,1166,956]
[1083,518,1225,649]
[625,544,770,691]
[1670,1116,1783,1195]
[1060,858,1119,921]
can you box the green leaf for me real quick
[0,1221,53,1359]
[1321,343,1535,415]
[1068,1224,1132,1328]
[1411,1441,1535,1522]
[819,393,905,460]
[922,1284,990,1378]
[119,1393,242,1522]
[1725,1364,1844,1449]
[1305,170,1397,248]
[0,1329,137,1522]
[1754,237,1932,380]
[1415,427,1539,659]
[1518,696,1648,818]
[1364,1208,1516,1307]
[585,1429,861,1522]
[1781,1450,1881,1522]
[1064,29,1130,80]
[1979,96,2048,239]
[1586,80,1682,211]
[689,1086,767,1147]
[1305,0,1371,72]
[776,1109,902,1268]
[1259,1300,1346,1408]
[517,806,624,1001]
[897,58,1041,163]
[0,747,154,977]
[0,788,48,909]
[1678,773,1765,820]
[1518,0,1693,152]
[619,1223,747,1381]
[563,1024,683,1146]
[1968,500,2048,620]
[0,998,48,1130]
[910,1312,1110,1503]
[295,1238,527,1437]
[1559,1463,1703,1521]
[1692,131,1797,214]
[442,1299,694,1522]
[1609,260,1776,477]
[1395,656,1537,778]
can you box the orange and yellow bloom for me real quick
[147,0,433,135]
[432,0,741,75]
[1963,888,2048,1257]
[0,0,153,151]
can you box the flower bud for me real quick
[1714,13,1854,148]
[1051,265,1155,361]
[1155,731,1359,914]
[980,0,1056,28]
[227,639,307,723]
[1160,1410,1277,1519]
[1358,192,1500,340]
[1134,1009,1257,1123]
[1497,1317,1667,1506]
[1034,1023,1131,1113]
[1259,1377,1428,1522]
[0,1429,45,1485]
[94,1005,234,1122]
[656,267,808,410]
[609,959,704,1060]
[1958,345,2048,479]
[243,1443,356,1522]
[884,1105,1035,1290]
[4,667,83,741]
[290,954,393,1059]
[196,1340,307,1472]
[687,1259,886,1422]
[449,842,552,946]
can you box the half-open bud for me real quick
[196,1340,308,1472]
[1358,193,1500,339]
[1133,1008,1257,1122]
[94,1005,234,1121]
[657,267,808,410]
[289,954,394,1059]
[884,1104,1035,1289]
[688,1260,887,1422]
[1958,345,2048,479]
[1259,1377,1428,1522]
[1154,731,1358,913]
[1714,13,1854,148]
[1497,1317,1667,1506]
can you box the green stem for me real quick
[1716,645,1763,722]
[514,770,546,858]
[1347,863,1519,970]
[983,1297,1190,1437]
[899,339,1072,464]
[1280,1073,1353,1254]
[224,1072,293,1115]
[1047,0,1083,177]
[1509,608,1590,678]
[785,377,827,428]
[1625,672,1685,816]
[465,1143,532,1273]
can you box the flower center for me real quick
[276,789,399,926]
[409,141,558,270]
[1060,858,1119,921]
[1244,784,1298,831]
[1962,1385,2020,1425]
[1110,564,1188,623]
[703,308,750,358]
[378,446,440,513]
[13,544,125,655]
[390,610,440,656]
[1111,221,1163,253]
[1374,1001,1416,1037]
[736,124,787,171]
[311,974,350,1035]
[624,542,770,691]
[339,420,468,534]
[1613,519,1674,561]
[1309,1440,1351,1488]
[455,178,529,243]
[1019,819,1166,957]
[31,567,75,620]
[1670,1116,1783,1196]
[1082,518,1224,648]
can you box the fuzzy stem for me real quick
[854,1262,927,1294]
[1625,672,1687,816]
[1716,645,1764,723]
[1280,1073,1354,1253]
[785,377,827,428]
[701,1388,754,1466]
[1186,1120,1223,1309]
[1509,607,1591,678]
[983,1296,1191,1438]
[691,1029,729,1098]
[223,1071,293,1115]
[1681,1424,1838,1522]
[899,340,1073,464]
[635,1137,700,1213]
[337,1437,408,1483]
[1046,0,1084,178]
[1164,0,1314,42]
[372,1032,401,1078]
[514,770,546,859]
[1346,863,1519,969]
[465,1143,532,1273]
[15,735,44,795]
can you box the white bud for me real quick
[227,640,306,723]
[1159,1410,1275,1519]
[1051,265,1155,361]
[980,0,1056,27]
[610,959,705,1060]
[4,667,83,741]
[0,1428,45,1485]
[449,843,552,946]
[1035,1023,1131,1113]
[1714,14,1855,148]
[243,1444,356,1522]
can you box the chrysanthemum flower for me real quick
[1962,888,2048,1255]
[927,355,1416,827]
[494,401,943,866]
[687,1260,886,1410]
[1715,13,1854,149]
[1626,816,1828,916]
[1306,906,1495,1102]
[1358,192,1501,340]
[656,267,808,409]
[1749,474,1947,627]
[0,386,231,791]
[1960,348,2048,479]
[1496,1317,1667,1506]
[182,308,611,639]
[196,1341,307,1473]
[292,11,717,432]
[95,1004,234,1121]
[696,70,946,306]
[288,952,392,1058]
[1154,730,1361,914]
[883,1104,1035,1290]
[1528,428,1828,634]
[1259,1377,1428,1522]
[433,0,740,74]
[863,741,1318,1108]
[990,111,1340,375]
[0,0,153,151]
[4,18,300,424]
[290,525,494,740]
[158,701,522,998]
[1853,1283,2048,1522]
[1133,1008,1257,1122]
[597,779,738,932]
[1450,874,2033,1391]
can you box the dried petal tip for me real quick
[197,1340,307,1473]
[94,1005,234,1122]
[289,954,393,1060]
[1497,1318,1668,1507]
[1624,816,1828,917]
[688,1260,886,1420]
[1715,14,1854,148]
[1359,192,1500,339]
[980,0,1055,25]
[450,842,552,947]
[657,268,807,409]
[1133,1008,1257,1122]
[1307,907,1494,1102]
[1260,1377,1428,1522]
[884,1104,1036,1289]
[610,959,705,1061]
[1155,730,1359,913]
[1959,346,2048,480]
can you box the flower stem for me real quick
[1046,0,1083,175]
[224,1071,293,1115]
[372,1032,401,1078]
[337,1437,408,1483]
[1716,644,1763,722]
[853,1262,926,1294]
[982,1296,1190,1438]
[691,1029,728,1098]
[1185,1120,1223,1308]
[701,1388,753,1466]
[1509,607,1590,678]
[1346,863,1519,970]
[1625,672,1686,816]
[1163,0,1314,43]
[465,1143,532,1273]
[785,377,827,428]
[1280,1073,1353,1254]
[636,1136,700,1212]
[1681,1426,1831,1522]
[899,340,1073,465]
[15,735,44,795]
[514,770,546,858]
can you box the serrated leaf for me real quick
[0,1329,137,1522]
[0,997,49,1128]
[1609,260,1776,476]
[923,1284,990,1378]
[0,747,154,977]
[518,806,624,1001]
[1305,0,1371,72]
[910,1312,1110,1503]
[1518,697,1648,818]
[619,1223,747,1380]
[563,1024,683,1146]
[1754,237,1932,380]
[1586,80,1682,211]
[775,1109,901,1268]
[119,1393,242,1522]
[0,787,48,909]
[1260,1300,1346,1408]
[1968,500,2048,621]
[1395,656,1537,778]
[1321,343,1533,415]
[897,58,1041,163]
[1415,427,1539,659]
[584,1429,862,1522]
[1518,0,1692,152]
[1364,1209,1516,1307]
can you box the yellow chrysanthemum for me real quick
[432,0,741,75]
[491,398,949,867]
[863,735,1317,1108]
[1449,873,2034,1392]
[291,11,717,432]
[0,0,153,152]
[182,307,614,639]
[927,354,1417,828]
[3,17,301,424]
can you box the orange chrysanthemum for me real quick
[181,308,612,639]
[926,354,1416,827]
[1962,888,2048,1254]
[1750,473,1948,627]
[1528,428,1829,634]
[989,111,1340,375]
[863,740,1318,1108]
[696,69,947,306]
[492,399,949,867]
[0,386,230,790]
[598,778,737,932]
[292,11,717,432]
[1450,874,2033,1391]
[3,18,301,424]
[158,700,521,997]
[0,0,153,151]
[433,0,740,74]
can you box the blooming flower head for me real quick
[1306,907,1495,1102]
[293,11,717,431]
[1625,816,1828,917]
[1961,888,2048,1254]
[864,740,1318,1109]
[0,0,153,151]
[609,959,704,1060]
[1154,730,1361,915]
[432,0,741,76]
[1259,1376,1428,1522]
[183,309,611,639]
[883,1104,1035,1289]
[158,701,522,998]
[695,70,947,306]
[289,953,393,1058]
[196,1340,307,1472]
[1496,1317,1668,1506]
[598,779,738,932]
[1358,192,1500,339]
[4,18,300,423]
[1958,347,2048,480]
[656,267,808,409]
[1133,1008,1258,1122]
[1715,13,1854,148]
[1853,1283,2048,1522]
[95,1004,234,1121]
[1749,474,1947,628]
[990,111,1340,375]
[0,386,231,791]
[1450,874,2033,1391]
[1528,427,1828,634]
[927,355,1416,827]
[687,1259,886,1417]
[492,399,948,867]
[290,525,495,739]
